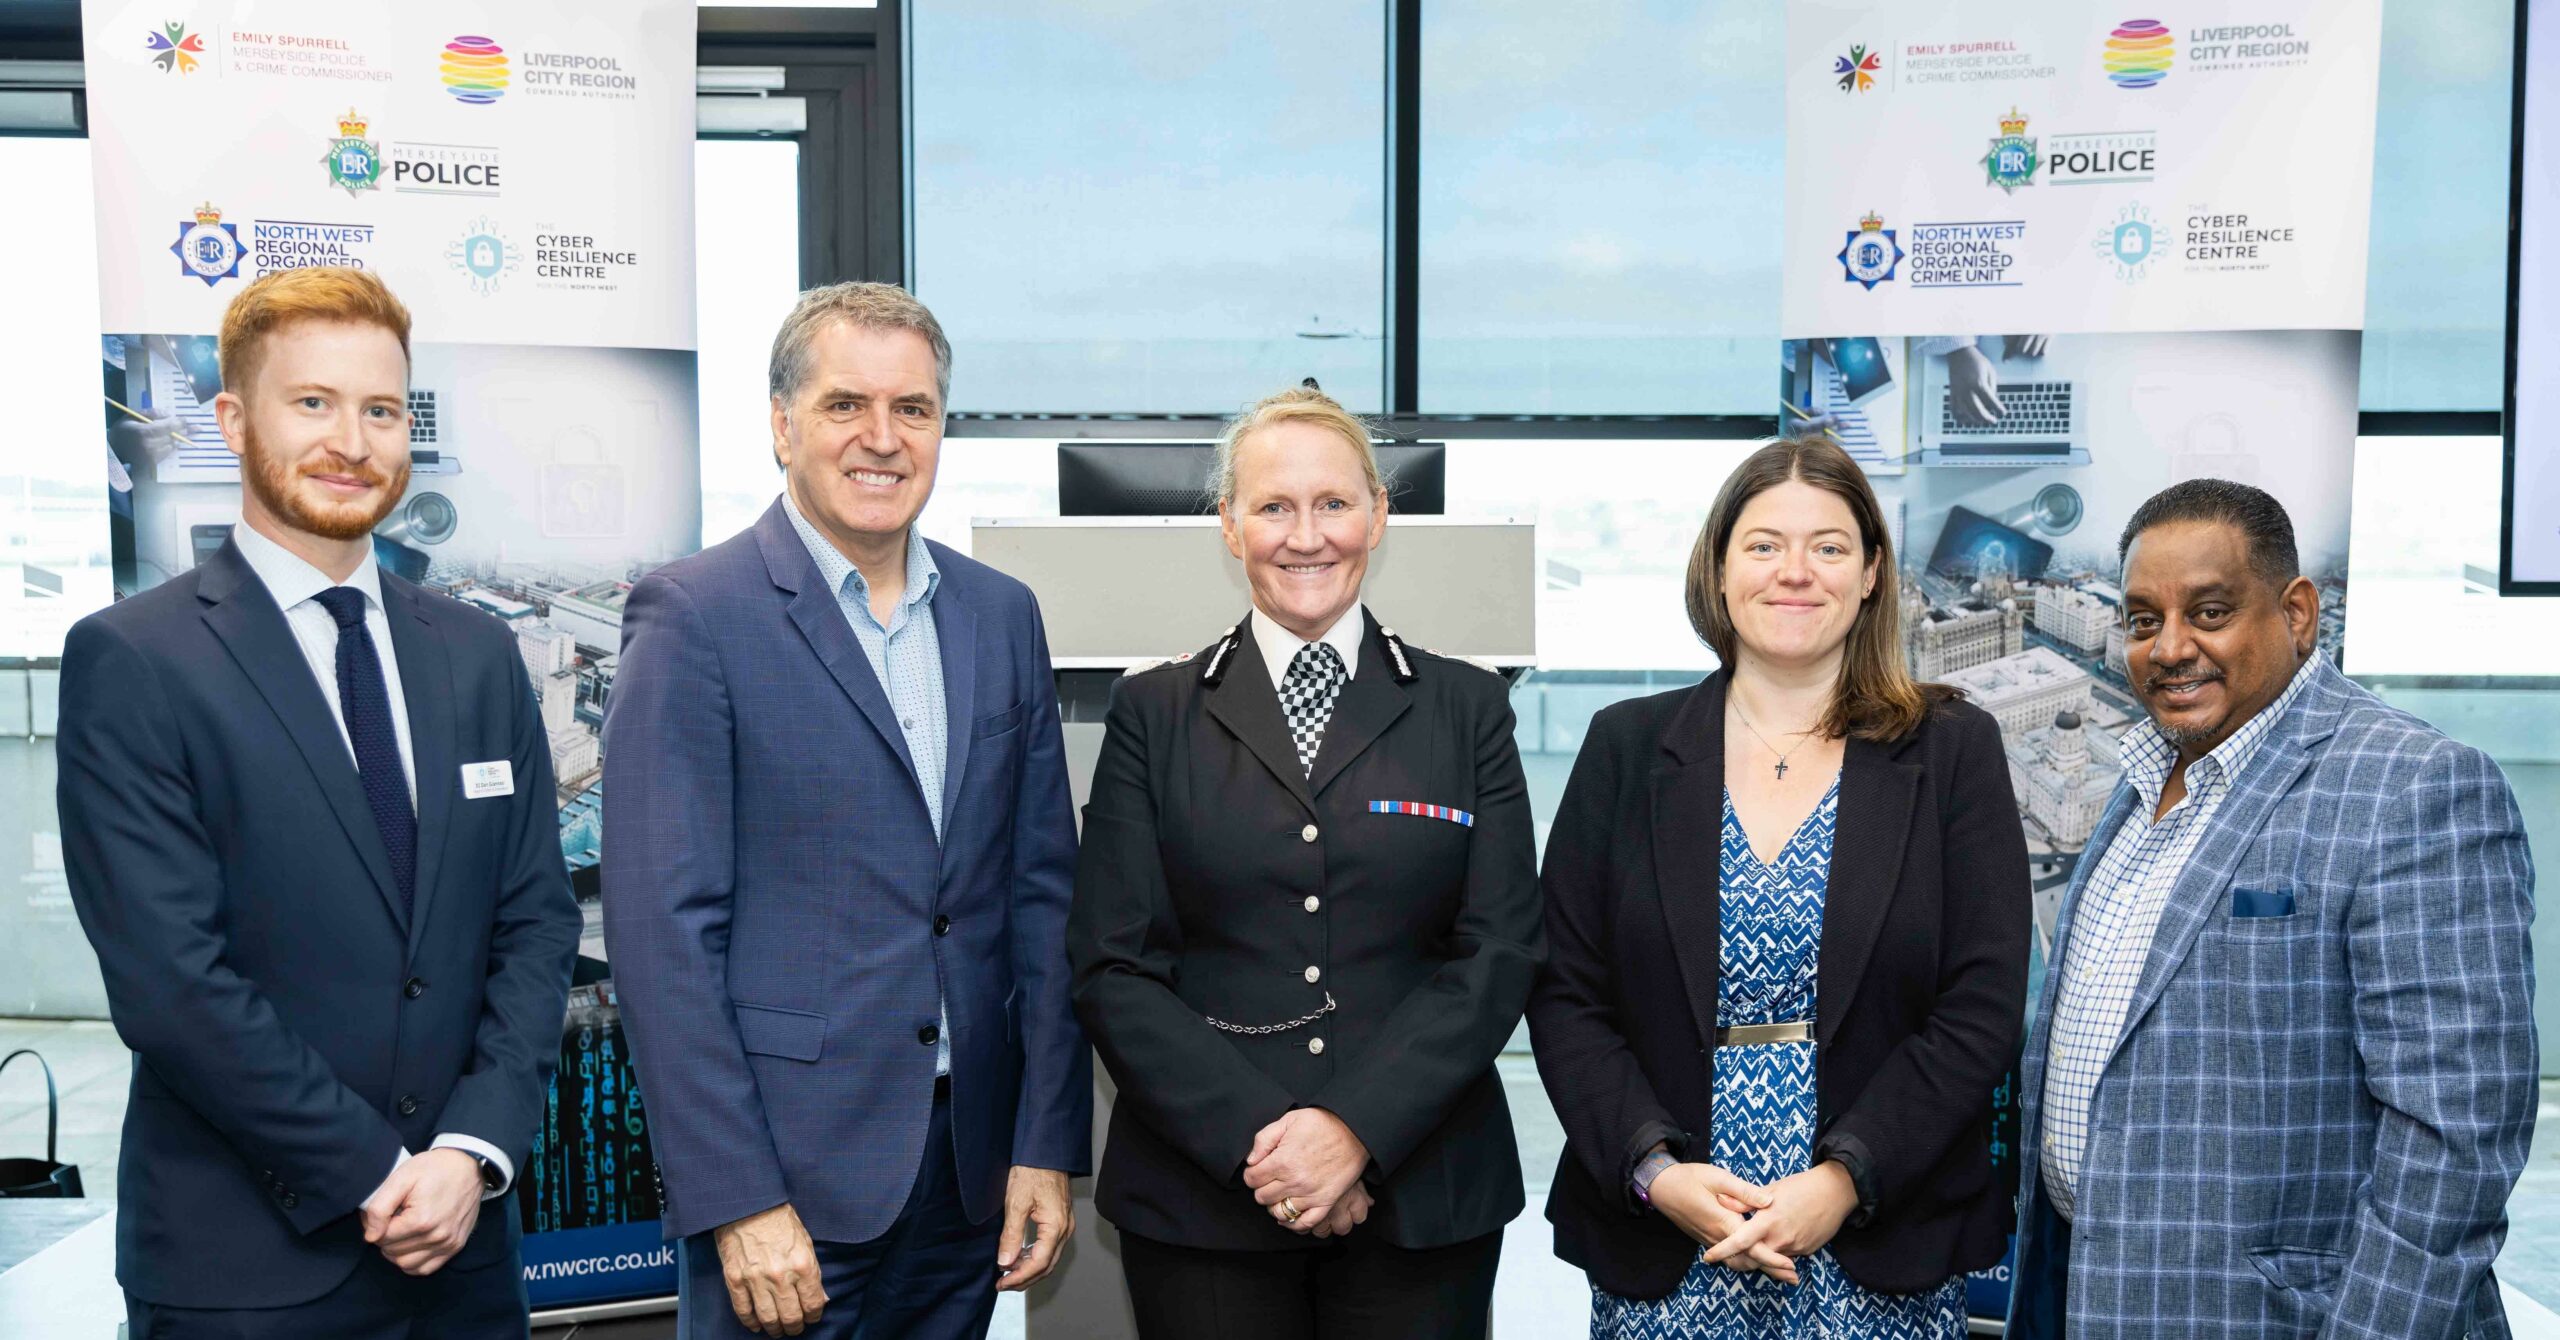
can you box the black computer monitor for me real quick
[1057,443,1445,516]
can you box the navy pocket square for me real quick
[2231,887,2297,919]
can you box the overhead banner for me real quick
[80,0,698,1311]
[1777,0,2381,1322]
[1783,0,2382,338]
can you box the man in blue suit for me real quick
[57,267,581,1336]
[2008,479,2536,1340]
[605,282,1089,1339]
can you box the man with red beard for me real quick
[56,266,579,1337]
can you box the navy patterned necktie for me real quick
[313,586,415,920]
[1279,642,1348,779]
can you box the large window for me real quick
[2358,0,2516,411]
[1418,2,1783,413]
[696,136,806,545]
[0,136,108,662]
[909,0,1388,414]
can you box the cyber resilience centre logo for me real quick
[440,35,510,104]
[448,218,519,295]
[1834,44,1882,93]
[2093,202,2159,282]
[1837,212,1904,289]
[145,21,206,74]
[2104,19,2175,88]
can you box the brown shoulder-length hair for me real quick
[1684,436,1956,742]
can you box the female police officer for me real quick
[1067,386,1542,1340]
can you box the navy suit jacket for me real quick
[602,501,1090,1245]
[55,540,581,1309]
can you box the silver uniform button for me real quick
[1304,895,1321,913]
[1301,824,1318,843]
[1305,966,1322,984]
[1307,1037,1325,1055]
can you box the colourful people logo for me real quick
[144,21,205,75]
[1834,44,1882,94]
[2104,19,2175,89]
[441,35,510,104]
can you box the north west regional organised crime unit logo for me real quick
[1838,212,1904,289]
[172,203,242,287]
[2105,19,2175,87]
[144,21,206,74]
[440,35,510,103]
[1834,44,1882,92]
[1981,107,2039,193]
[320,108,383,197]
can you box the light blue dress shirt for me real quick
[782,494,951,1074]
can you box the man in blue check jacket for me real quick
[604,283,1087,1339]
[2008,480,2536,1340]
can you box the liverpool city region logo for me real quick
[1982,107,2040,193]
[321,108,383,198]
[1837,212,1904,289]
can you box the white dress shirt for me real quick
[230,522,515,1203]
[1249,601,1365,690]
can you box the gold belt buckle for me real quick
[1714,1020,1814,1047]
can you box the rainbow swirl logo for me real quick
[2104,19,2174,89]
[440,35,509,104]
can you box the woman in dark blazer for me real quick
[1528,436,2029,1338]
[1068,386,1542,1340]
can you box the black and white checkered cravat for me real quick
[1279,642,1348,778]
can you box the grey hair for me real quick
[767,281,953,411]
[1210,384,1383,507]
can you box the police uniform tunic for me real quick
[1067,607,1543,1256]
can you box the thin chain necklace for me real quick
[1730,695,1819,781]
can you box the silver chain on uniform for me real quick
[1205,992,1338,1035]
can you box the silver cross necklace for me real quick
[1729,697,1817,781]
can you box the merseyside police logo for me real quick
[2093,201,2158,282]
[171,202,242,287]
[320,108,383,198]
[1837,212,1903,289]
[1981,107,2039,193]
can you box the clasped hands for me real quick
[359,1148,487,1278]
[1244,1107,1372,1239]
[1647,1159,1859,1288]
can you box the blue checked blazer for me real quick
[2009,655,2536,1340]
[602,501,1091,1244]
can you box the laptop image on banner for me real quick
[1911,338,2091,468]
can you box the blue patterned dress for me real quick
[1591,780,1966,1340]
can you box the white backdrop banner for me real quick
[1781,0,2383,337]
[80,0,699,1310]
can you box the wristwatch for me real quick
[465,1151,504,1194]
[1631,1148,1680,1207]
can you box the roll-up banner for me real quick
[80,0,699,1309]
[1779,0,2381,1319]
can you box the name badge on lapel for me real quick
[460,760,515,800]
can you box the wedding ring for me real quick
[1280,1198,1302,1222]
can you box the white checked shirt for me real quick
[2038,652,2321,1219]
